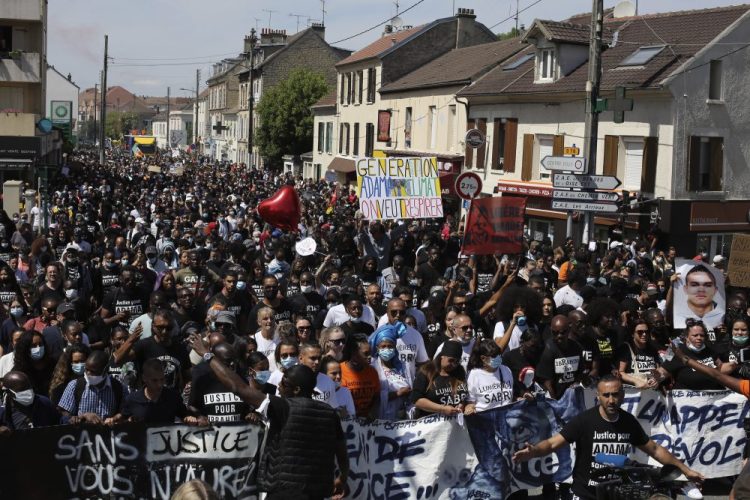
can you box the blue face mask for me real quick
[378,348,396,361]
[734,336,749,346]
[280,356,298,370]
[236,281,247,291]
[71,362,85,375]
[253,370,271,385]
[687,342,705,353]
[489,356,503,369]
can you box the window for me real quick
[503,53,534,71]
[428,106,437,149]
[623,139,644,190]
[339,74,345,104]
[447,105,456,150]
[688,136,723,191]
[619,45,665,67]
[365,123,374,156]
[491,120,506,170]
[404,107,412,148]
[357,70,363,104]
[325,122,333,153]
[367,68,376,103]
[0,26,12,53]
[709,60,722,101]
[346,73,352,104]
[317,122,324,152]
[353,123,360,156]
[344,123,351,155]
[537,48,555,81]
[339,124,344,154]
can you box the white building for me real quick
[46,65,79,135]
[167,102,193,149]
[151,113,167,149]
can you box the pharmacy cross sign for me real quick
[608,86,633,124]
[212,122,229,135]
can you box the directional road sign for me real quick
[552,173,621,190]
[552,190,619,203]
[552,200,619,213]
[541,156,586,173]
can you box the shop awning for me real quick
[329,157,356,173]
[0,158,32,170]
[134,136,156,145]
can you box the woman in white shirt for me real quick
[369,323,412,420]
[465,339,515,415]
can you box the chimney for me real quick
[382,24,393,36]
[243,34,257,55]
[311,22,325,39]
[260,28,288,46]
[455,7,477,48]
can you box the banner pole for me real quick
[460,199,472,255]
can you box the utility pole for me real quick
[194,69,200,146]
[166,86,170,152]
[99,35,108,165]
[247,28,257,168]
[515,0,520,32]
[320,0,326,26]
[93,82,98,142]
[582,0,604,244]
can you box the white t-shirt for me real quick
[467,365,514,412]
[433,339,475,370]
[0,352,14,378]
[323,304,377,328]
[254,331,280,372]
[554,285,583,308]
[493,321,527,351]
[267,370,338,408]
[335,386,356,417]
[369,325,428,383]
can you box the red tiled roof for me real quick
[336,25,425,66]
[460,4,749,97]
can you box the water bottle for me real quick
[517,316,527,327]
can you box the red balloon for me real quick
[258,185,301,232]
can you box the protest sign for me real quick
[728,234,750,288]
[672,257,726,330]
[0,422,264,500]
[462,197,526,255]
[356,157,443,220]
[583,387,749,478]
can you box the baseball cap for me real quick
[215,311,237,326]
[713,255,726,264]
[57,302,75,314]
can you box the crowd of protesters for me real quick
[0,147,747,497]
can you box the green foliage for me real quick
[105,111,141,139]
[497,27,522,40]
[255,68,329,167]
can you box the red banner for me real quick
[377,110,391,142]
[463,197,526,255]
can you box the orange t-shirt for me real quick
[741,379,750,399]
[341,361,380,417]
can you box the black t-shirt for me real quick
[572,335,600,375]
[560,407,649,499]
[593,330,618,375]
[411,372,468,414]
[102,287,149,329]
[340,321,375,338]
[189,362,250,422]
[210,291,252,326]
[121,386,188,423]
[132,337,190,388]
[0,283,19,309]
[97,267,121,299]
[290,292,326,320]
[502,347,539,384]
[614,342,660,375]
[536,340,584,397]
[416,263,441,292]
[248,298,295,333]
[663,344,724,390]
[475,272,494,294]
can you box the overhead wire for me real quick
[331,0,428,44]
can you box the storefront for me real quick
[0,136,40,184]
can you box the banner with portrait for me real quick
[672,257,726,331]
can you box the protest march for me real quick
[0,147,748,500]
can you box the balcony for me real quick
[0,52,41,83]
[0,0,43,22]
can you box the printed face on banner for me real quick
[462,197,526,255]
[672,258,726,330]
[356,157,444,221]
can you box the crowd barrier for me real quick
[0,387,746,499]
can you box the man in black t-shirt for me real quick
[100,267,148,329]
[536,315,584,399]
[513,376,704,500]
[190,342,250,423]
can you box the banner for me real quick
[356,157,443,220]
[672,257,726,330]
[344,414,478,500]
[463,197,526,255]
[729,234,750,288]
[454,387,584,499]
[583,387,749,479]
[0,422,264,500]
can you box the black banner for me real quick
[0,422,264,500]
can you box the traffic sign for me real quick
[563,146,580,156]
[552,200,619,213]
[552,190,619,203]
[465,129,485,149]
[455,171,483,201]
[552,173,621,190]
[541,156,586,173]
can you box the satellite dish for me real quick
[391,16,403,29]
[613,0,636,18]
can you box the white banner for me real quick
[343,414,477,500]
[584,388,749,478]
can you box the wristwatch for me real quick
[203,352,215,362]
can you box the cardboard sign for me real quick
[462,197,526,255]
[728,234,750,288]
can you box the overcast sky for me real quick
[48,0,742,97]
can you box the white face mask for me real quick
[300,285,314,294]
[85,373,105,386]
[349,316,361,324]
[65,289,78,300]
[11,388,34,406]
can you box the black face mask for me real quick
[264,287,278,299]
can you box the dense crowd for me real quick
[0,148,747,497]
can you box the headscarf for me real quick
[369,321,406,367]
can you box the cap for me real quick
[271,229,283,238]
[713,255,726,264]
[146,246,158,256]
[609,241,623,250]
[440,340,463,360]
[57,302,75,314]
[215,310,237,326]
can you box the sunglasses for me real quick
[389,309,406,316]
[279,353,297,359]
[329,338,346,346]
[685,318,705,327]
[634,329,649,335]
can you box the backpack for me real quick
[72,376,124,417]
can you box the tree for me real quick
[497,27,523,40]
[105,111,140,139]
[255,68,329,168]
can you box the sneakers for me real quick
[682,481,703,499]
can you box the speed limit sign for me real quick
[454,171,483,201]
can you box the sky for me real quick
[48,0,744,97]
